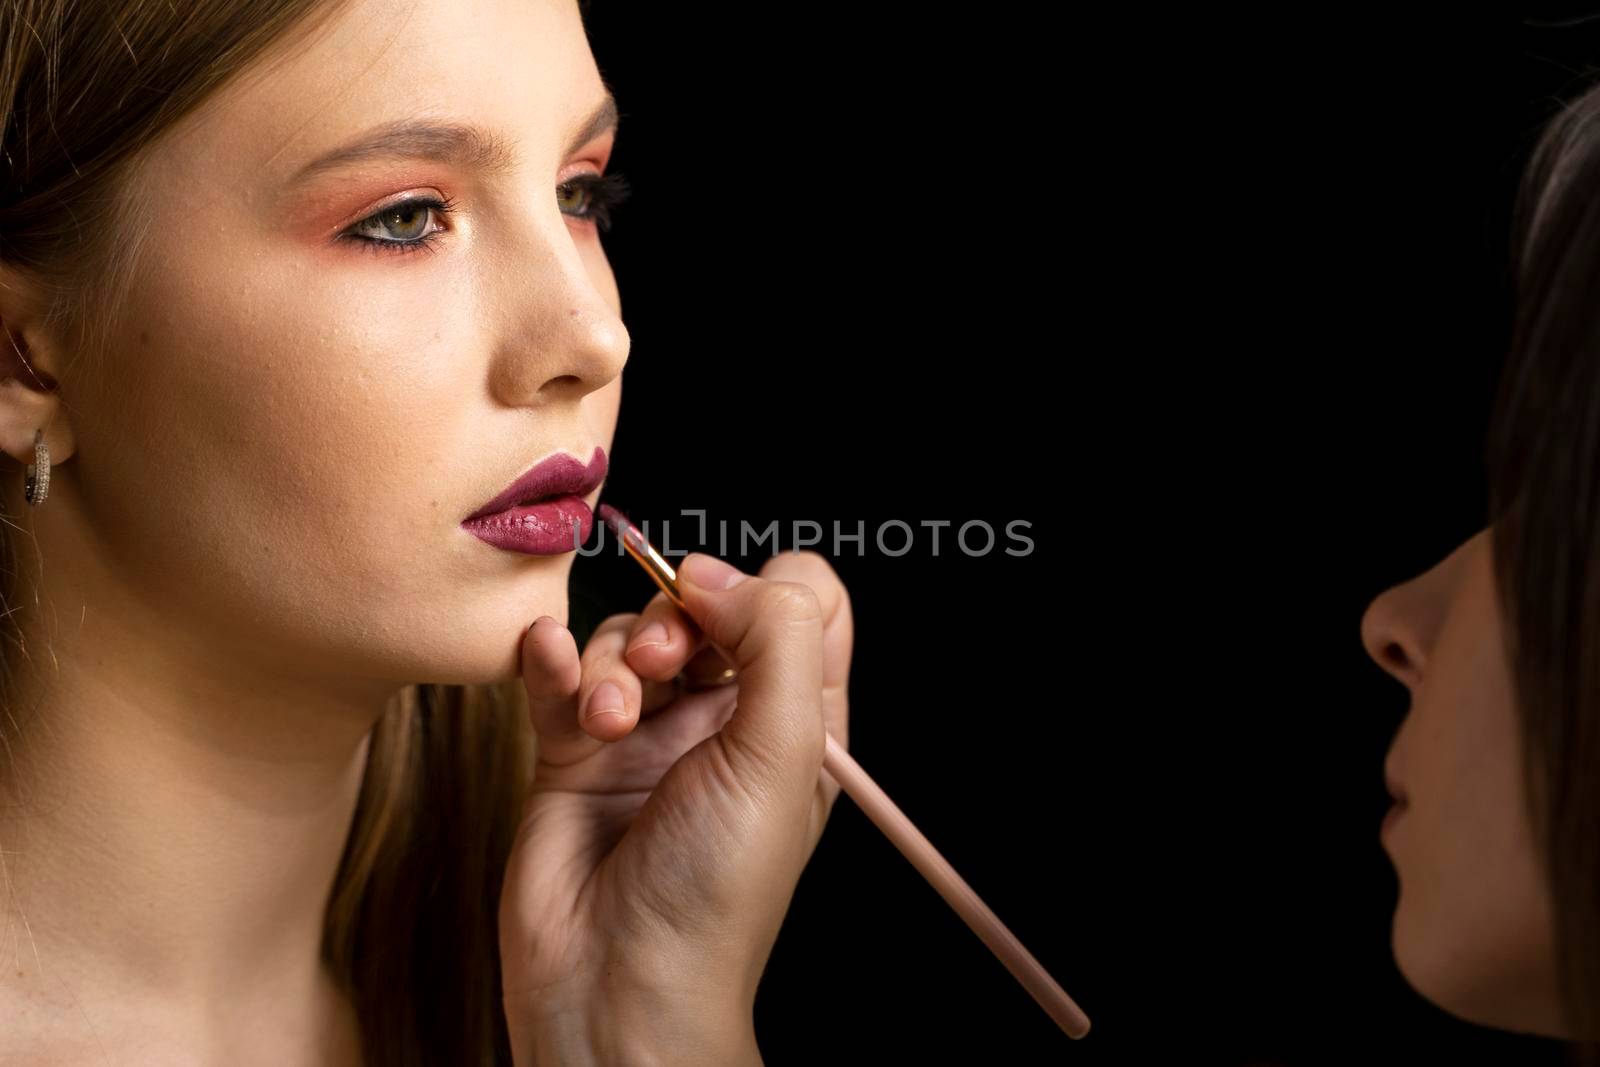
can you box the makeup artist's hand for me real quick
[501,549,853,1067]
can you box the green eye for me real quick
[342,195,457,257]
[369,202,433,241]
[556,181,587,215]
[557,172,632,232]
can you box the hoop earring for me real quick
[24,429,48,507]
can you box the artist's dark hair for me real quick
[0,1,601,1062]
[1486,68,1600,1062]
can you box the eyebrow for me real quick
[286,90,620,187]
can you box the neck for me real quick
[0,599,392,1059]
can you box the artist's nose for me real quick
[1359,527,1485,690]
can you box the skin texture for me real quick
[1360,525,1563,1036]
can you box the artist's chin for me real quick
[1391,914,1567,1039]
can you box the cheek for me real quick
[77,239,487,642]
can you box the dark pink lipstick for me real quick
[462,445,607,555]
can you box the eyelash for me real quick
[340,172,633,257]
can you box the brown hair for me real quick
[0,2,596,1062]
[1487,68,1600,1060]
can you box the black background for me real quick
[564,5,1600,1064]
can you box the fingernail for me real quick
[585,680,628,721]
[627,621,670,654]
[679,553,749,590]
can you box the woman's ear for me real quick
[0,263,75,470]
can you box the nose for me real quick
[1359,529,1487,690]
[488,230,631,406]
[1360,581,1428,690]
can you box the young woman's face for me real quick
[1360,526,1562,1034]
[44,0,626,693]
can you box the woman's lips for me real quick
[465,446,607,523]
[462,493,594,555]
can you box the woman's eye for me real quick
[368,202,431,240]
[558,172,631,233]
[342,195,457,257]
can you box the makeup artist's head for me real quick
[0,0,624,1060]
[1359,74,1600,1055]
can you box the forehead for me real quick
[140,0,603,194]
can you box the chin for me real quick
[1391,904,1568,1038]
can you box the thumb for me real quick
[675,552,827,809]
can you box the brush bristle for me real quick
[597,502,632,539]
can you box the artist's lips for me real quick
[1381,759,1409,842]
[1381,799,1408,841]
[1383,761,1408,807]
[461,446,607,555]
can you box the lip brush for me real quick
[595,503,1090,1038]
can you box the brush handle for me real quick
[693,627,1091,1038]
[819,731,1091,1038]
